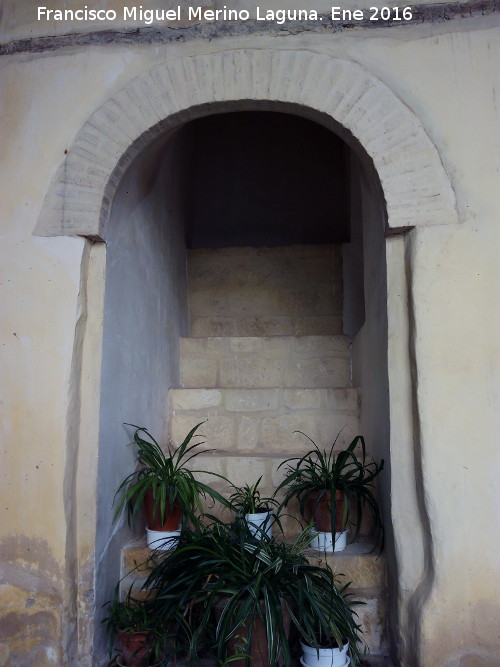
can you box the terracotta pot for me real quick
[117,630,150,667]
[116,654,161,667]
[216,598,291,666]
[144,487,182,531]
[308,490,345,533]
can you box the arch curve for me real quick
[35,48,457,238]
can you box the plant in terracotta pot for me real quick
[113,422,230,549]
[102,585,165,667]
[276,432,384,553]
[143,518,363,666]
[228,476,280,540]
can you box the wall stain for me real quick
[0,534,61,577]
[0,535,64,666]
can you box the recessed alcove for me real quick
[95,107,391,661]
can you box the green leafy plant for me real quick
[113,422,230,529]
[101,584,165,665]
[276,432,384,549]
[228,476,279,515]
[228,477,282,541]
[142,518,363,666]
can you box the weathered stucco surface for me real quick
[0,3,499,665]
[0,0,486,41]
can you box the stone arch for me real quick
[34,48,458,238]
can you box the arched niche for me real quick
[34,48,458,666]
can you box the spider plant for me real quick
[101,584,165,666]
[276,432,384,549]
[228,476,280,515]
[229,477,282,541]
[113,422,230,530]
[142,517,363,666]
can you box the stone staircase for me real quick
[120,245,390,661]
[170,339,361,534]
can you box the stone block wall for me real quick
[171,245,361,533]
[180,335,352,388]
[188,245,343,337]
[170,387,360,454]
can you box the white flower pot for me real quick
[146,527,180,551]
[310,530,347,553]
[300,657,350,667]
[300,640,349,667]
[244,511,273,539]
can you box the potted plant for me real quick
[276,432,384,553]
[113,422,230,549]
[102,585,165,667]
[143,518,363,666]
[301,641,349,667]
[299,611,351,667]
[228,476,280,540]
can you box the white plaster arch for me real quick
[35,48,458,238]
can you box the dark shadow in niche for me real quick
[184,111,350,249]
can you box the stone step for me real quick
[189,296,342,338]
[169,388,364,535]
[106,652,392,666]
[188,245,342,290]
[169,388,360,455]
[188,245,342,337]
[120,537,388,656]
[159,448,372,540]
[360,656,394,666]
[122,538,386,593]
[180,335,352,388]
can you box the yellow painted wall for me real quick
[0,4,499,665]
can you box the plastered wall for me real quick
[94,128,190,658]
[0,0,482,41]
[0,50,89,662]
[348,154,395,653]
[1,6,499,666]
